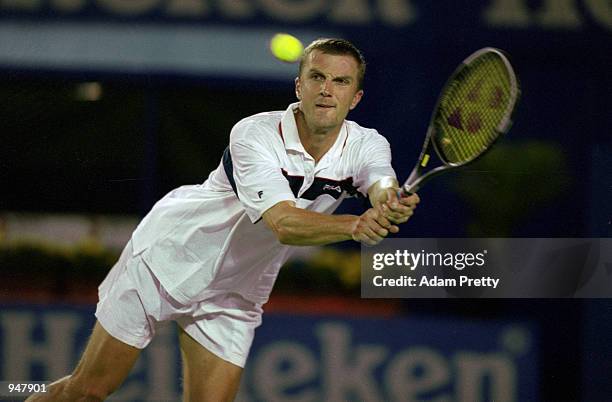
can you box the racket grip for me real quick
[397,188,413,198]
[398,180,420,198]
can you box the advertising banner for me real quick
[0,305,537,401]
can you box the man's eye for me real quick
[311,74,324,80]
[333,78,350,85]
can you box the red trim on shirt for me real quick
[340,124,349,156]
[278,122,285,144]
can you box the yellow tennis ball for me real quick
[270,33,304,63]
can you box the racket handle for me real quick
[399,179,419,198]
[397,188,413,198]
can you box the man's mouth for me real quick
[315,103,335,109]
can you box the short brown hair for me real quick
[298,38,366,90]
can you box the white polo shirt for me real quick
[131,102,395,305]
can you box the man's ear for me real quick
[295,77,301,100]
[349,89,364,110]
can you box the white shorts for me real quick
[95,241,263,368]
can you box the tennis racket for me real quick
[400,47,520,196]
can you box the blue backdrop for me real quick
[1,0,610,236]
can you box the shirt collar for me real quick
[279,102,305,153]
[279,102,349,162]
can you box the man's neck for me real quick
[294,109,342,163]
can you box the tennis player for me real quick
[27,38,419,402]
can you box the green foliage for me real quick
[453,141,572,236]
[0,240,118,289]
[275,248,361,294]
[0,240,360,295]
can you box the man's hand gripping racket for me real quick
[400,47,521,197]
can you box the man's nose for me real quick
[320,80,332,96]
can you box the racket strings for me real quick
[457,56,508,154]
[441,58,509,161]
[435,53,514,164]
[442,59,507,160]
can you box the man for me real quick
[27,38,419,402]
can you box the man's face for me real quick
[295,50,363,133]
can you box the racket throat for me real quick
[402,169,423,194]
[402,165,450,196]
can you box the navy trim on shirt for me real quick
[222,146,239,199]
[280,169,304,198]
[301,176,360,200]
[224,146,362,204]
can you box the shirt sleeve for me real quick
[353,131,397,196]
[229,121,297,223]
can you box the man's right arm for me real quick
[262,201,398,246]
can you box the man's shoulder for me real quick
[235,110,284,130]
[345,120,387,144]
[230,110,284,144]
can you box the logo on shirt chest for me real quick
[322,184,342,193]
[282,169,360,201]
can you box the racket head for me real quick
[430,47,520,167]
